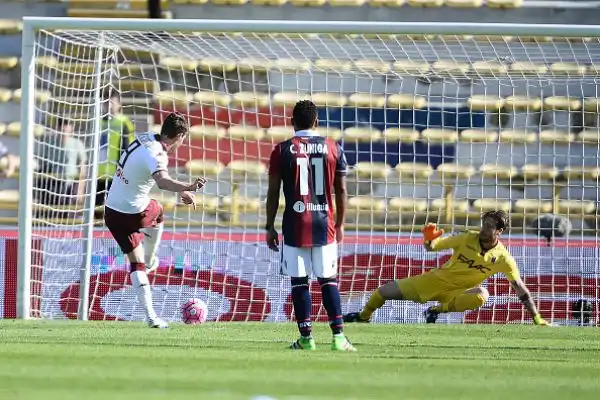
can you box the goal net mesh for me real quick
[23,27,599,325]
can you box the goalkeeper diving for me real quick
[344,210,550,325]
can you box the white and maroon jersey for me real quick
[105,132,168,214]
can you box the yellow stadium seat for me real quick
[251,0,288,5]
[471,61,507,76]
[231,92,270,108]
[431,60,470,76]
[194,195,220,212]
[0,20,22,35]
[0,88,11,103]
[0,190,19,206]
[155,90,193,107]
[227,160,267,178]
[561,166,600,180]
[538,130,574,144]
[67,8,172,18]
[311,93,347,107]
[407,0,444,6]
[521,164,558,180]
[227,125,265,141]
[543,96,581,111]
[503,96,542,111]
[348,93,386,108]
[486,0,522,7]
[185,160,224,176]
[6,122,44,137]
[388,197,428,212]
[160,57,198,72]
[344,126,381,143]
[468,95,504,112]
[550,62,587,77]
[221,196,261,213]
[479,164,518,180]
[583,98,600,113]
[460,129,497,143]
[509,62,548,76]
[193,91,231,108]
[272,59,311,72]
[387,94,427,109]
[12,89,51,105]
[421,128,458,143]
[328,0,366,5]
[198,58,237,72]
[266,126,293,142]
[436,164,475,179]
[578,129,600,144]
[189,125,227,140]
[514,199,552,214]
[348,196,386,213]
[498,129,536,144]
[53,79,154,93]
[289,0,326,5]
[353,162,391,180]
[557,200,596,215]
[369,0,405,6]
[0,123,6,136]
[35,56,59,69]
[431,198,469,212]
[473,198,511,212]
[0,57,18,70]
[395,162,433,180]
[313,59,352,73]
[353,60,390,74]
[316,127,343,141]
[382,128,419,142]
[445,0,482,7]
[392,60,430,76]
[272,92,311,107]
[237,58,272,73]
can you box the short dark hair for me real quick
[482,210,508,230]
[160,112,188,139]
[292,100,318,131]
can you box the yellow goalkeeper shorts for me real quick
[397,272,465,304]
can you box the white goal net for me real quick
[16,19,599,325]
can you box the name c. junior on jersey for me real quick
[289,142,329,155]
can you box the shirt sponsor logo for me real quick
[292,201,329,213]
[457,253,492,273]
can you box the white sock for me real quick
[141,223,163,265]
[130,270,157,320]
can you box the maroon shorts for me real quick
[104,199,164,254]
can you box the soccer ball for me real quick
[181,298,208,325]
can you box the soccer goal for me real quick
[14,17,599,325]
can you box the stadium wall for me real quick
[0,229,598,324]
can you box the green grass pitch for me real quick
[0,321,598,400]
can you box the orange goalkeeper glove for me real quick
[533,314,550,326]
[422,223,444,242]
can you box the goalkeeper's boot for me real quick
[343,312,370,323]
[290,337,316,350]
[146,256,160,274]
[331,335,357,352]
[148,317,169,329]
[424,306,440,324]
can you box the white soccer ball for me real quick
[181,298,208,324]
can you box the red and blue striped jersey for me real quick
[268,134,348,248]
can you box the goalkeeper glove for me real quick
[422,223,444,242]
[533,314,549,326]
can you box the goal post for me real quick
[16,17,600,325]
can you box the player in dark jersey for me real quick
[265,100,356,352]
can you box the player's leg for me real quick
[139,200,164,273]
[104,207,167,328]
[425,286,489,323]
[282,244,316,350]
[312,243,356,352]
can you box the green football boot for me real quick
[290,337,316,350]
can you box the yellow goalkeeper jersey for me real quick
[428,231,521,288]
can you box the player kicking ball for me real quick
[344,210,550,326]
[104,112,206,328]
[265,100,356,352]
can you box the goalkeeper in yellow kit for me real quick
[344,210,549,325]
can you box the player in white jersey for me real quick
[104,112,206,328]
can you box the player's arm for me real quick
[153,170,204,193]
[265,146,282,232]
[503,255,549,326]
[334,143,348,233]
[422,224,464,252]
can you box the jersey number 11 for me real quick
[297,157,324,196]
